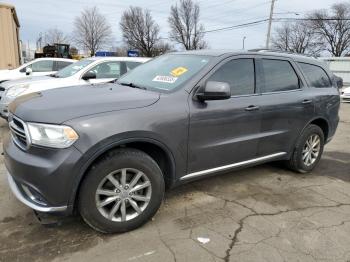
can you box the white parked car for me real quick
[0,58,75,83]
[0,57,150,118]
[341,87,350,102]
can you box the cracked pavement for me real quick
[0,104,349,262]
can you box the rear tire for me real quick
[78,148,165,233]
[287,124,325,173]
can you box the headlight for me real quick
[5,85,28,98]
[27,123,79,148]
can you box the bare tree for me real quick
[44,28,69,44]
[272,22,320,56]
[309,2,350,56]
[168,0,207,50]
[73,6,112,56]
[114,46,128,57]
[120,6,161,57]
[153,41,173,56]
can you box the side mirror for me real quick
[82,71,97,81]
[25,67,32,76]
[196,81,231,101]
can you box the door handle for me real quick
[302,99,312,104]
[245,105,260,111]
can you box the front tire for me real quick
[287,124,325,173]
[78,148,165,233]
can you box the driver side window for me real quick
[87,62,121,79]
[208,58,255,96]
[30,60,54,72]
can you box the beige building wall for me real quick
[0,3,20,69]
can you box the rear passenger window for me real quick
[298,63,331,88]
[262,59,299,92]
[208,58,255,96]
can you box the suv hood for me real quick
[10,84,160,123]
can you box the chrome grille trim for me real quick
[8,114,31,150]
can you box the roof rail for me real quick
[248,48,315,58]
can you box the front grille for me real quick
[9,115,30,150]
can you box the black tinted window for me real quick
[208,59,255,96]
[262,59,299,92]
[56,61,73,70]
[298,62,331,88]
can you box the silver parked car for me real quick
[0,57,150,119]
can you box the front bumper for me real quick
[3,132,83,213]
[7,173,67,212]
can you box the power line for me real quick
[200,0,270,23]
[157,16,350,41]
[274,18,350,21]
[204,19,269,33]
[158,18,269,40]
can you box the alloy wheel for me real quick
[302,134,321,167]
[95,168,152,222]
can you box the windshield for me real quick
[55,59,94,78]
[118,54,211,91]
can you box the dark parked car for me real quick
[4,50,340,233]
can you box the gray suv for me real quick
[4,50,340,233]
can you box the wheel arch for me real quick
[69,137,177,211]
[308,117,329,141]
[288,116,330,158]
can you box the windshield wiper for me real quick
[119,82,147,90]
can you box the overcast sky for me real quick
[5,0,346,51]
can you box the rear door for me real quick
[256,57,314,157]
[187,56,262,175]
[297,62,340,140]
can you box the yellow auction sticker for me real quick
[171,67,188,77]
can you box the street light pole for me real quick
[266,0,276,49]
[243,36,246,50]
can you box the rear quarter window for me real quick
[298,62,332,88]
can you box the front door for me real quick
[82,61,123,84]
[187,57,262,175]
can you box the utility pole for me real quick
[242,36,246,50]
[265,0,276,49]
